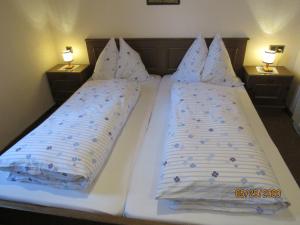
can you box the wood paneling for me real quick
[86,38,249,78]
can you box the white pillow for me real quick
[92,38,118,80]
[201,34,243,87]
[115,38,149,82]
[172,35,208,82]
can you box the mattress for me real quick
[125,75,300,225]
[0,75,161,215]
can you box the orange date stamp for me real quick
[234,188,281,198]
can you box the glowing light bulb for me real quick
[62,50,73,63]
[262,50,276,64]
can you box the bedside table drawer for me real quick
[247,76,291,86]
[47,73,84,81]
[253,84,282,96]
[53,91,74,102]
[247,83,290,108]
[50,80,82,92]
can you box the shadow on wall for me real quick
[12,0,80,33]
[246,0,300,34]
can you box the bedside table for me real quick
[244,66,294,109]
[47,64,91,104]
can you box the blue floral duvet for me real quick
[0,79,140,190]
[156,82,289,214]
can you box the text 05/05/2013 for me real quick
[234,188,281,198]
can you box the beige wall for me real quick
[48,0,300,110]
[49,0,300,67]
[1,0,300,149]
[0,0,57,150]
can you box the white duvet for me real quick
[0,79,140,190]
[157,82,289,214]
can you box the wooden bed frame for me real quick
[0,37,249,225]
[86,38,249,78]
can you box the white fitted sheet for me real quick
[125,75,300,225]
[0,75,161,216]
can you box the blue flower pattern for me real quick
[173,35,208,82]
[201,34,244,87]
[157,82,288,214]
[92,38,118,80]
[0,79,140,190]
[115,38,149,82]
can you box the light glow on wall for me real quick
[13,0,48,29]
[246,0,300,34]
[47,0,80,34]
[13,0,80,33]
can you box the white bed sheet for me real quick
[0,75,161,216]
[125,75,300,225]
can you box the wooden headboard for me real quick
[86,38,249,77]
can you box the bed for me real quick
[125,75,300,225]
[4,37,293,225]
[0,38,164,224]
[0,75,160,212]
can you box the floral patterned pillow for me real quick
[172,35,208,82]
[201,34,243,87]
[115,38,149,82]
[92,38,118,80]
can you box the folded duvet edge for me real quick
[0,79,141,190]
[168,199,290,215]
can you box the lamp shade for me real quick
[262,50,276,64]
[62,50,73,62]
